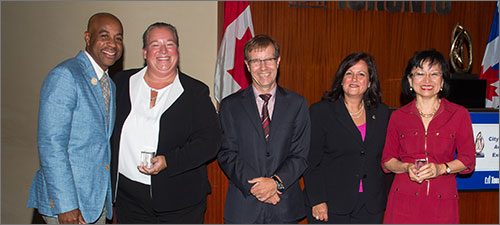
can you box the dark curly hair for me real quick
[322,52,382,110]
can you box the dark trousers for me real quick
[224,204,300,224]
[115,174,206,224]
[225,218,299,224]
[307,193,383,224]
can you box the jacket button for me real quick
[395,188,399,191]
[49,199,54,208]
[360,151,365,155]
[436,132,440,136]
[414,131,418,135]
[437,194,442,198]
[415,192,419,196]
[266,152,270,157]
[105,164,110,170]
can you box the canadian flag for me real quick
[214,1,255,103]
[480,2,499,108]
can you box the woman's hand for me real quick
[407,163,421,183]
[138,155,167,175]
[312,202,328,222]
[415,163,442,182]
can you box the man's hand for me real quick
[58,208,85,224]
[263,193,281,205]
[248,177,279,202]
[138,155,167,175]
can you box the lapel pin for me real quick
[372,115,376,120]
[91,77,98,86]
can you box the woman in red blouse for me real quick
[381,49,475,223]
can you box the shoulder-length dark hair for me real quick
[402,49,450,99]
[322,52,382,110]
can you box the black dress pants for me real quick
[115,174,206,224]
[307,192,383,224]
[224,203,300,224]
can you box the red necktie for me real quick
[259,94,272,141]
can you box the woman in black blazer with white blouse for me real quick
[304,52,390,224]
[110,22,221,223]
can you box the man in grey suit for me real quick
[27,12,123,224]
[218,34,310,223]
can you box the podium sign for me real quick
[457,111,499,190]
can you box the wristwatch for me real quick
[445,163,452,174]
[271,175,285,192]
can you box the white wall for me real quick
[1,1,218,223]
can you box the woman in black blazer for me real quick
[110,22,221,223]
[304,52,390,223]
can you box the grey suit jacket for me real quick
[218,86,310,223]
[27,51,115,222]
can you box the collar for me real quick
[84,51,107,79]
[139,66,181,91]
[252,85,277,100]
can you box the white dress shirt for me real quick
[118,67,184,185]
[253,85,277,120]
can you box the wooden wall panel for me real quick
[249,1,495,108]
[204,160,227,224]
[459,190,499,223]
[205,1,498,224]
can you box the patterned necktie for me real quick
[259,94,272,141]
[100,72,111,117]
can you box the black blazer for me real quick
[303,98,390,215]
[217,86,311,223]
[110,68,222,211]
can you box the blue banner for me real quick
[457,111,499,190]
[457,171,499,190]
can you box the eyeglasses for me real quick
[247,57,277,67]
[412,71,443,80]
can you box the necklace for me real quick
[345,101,364,119]
[417,100,440,118]
[149,89,159,109]
[419,110,436,118]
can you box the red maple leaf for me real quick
[227,28,253,90]
[481,65,499,101]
